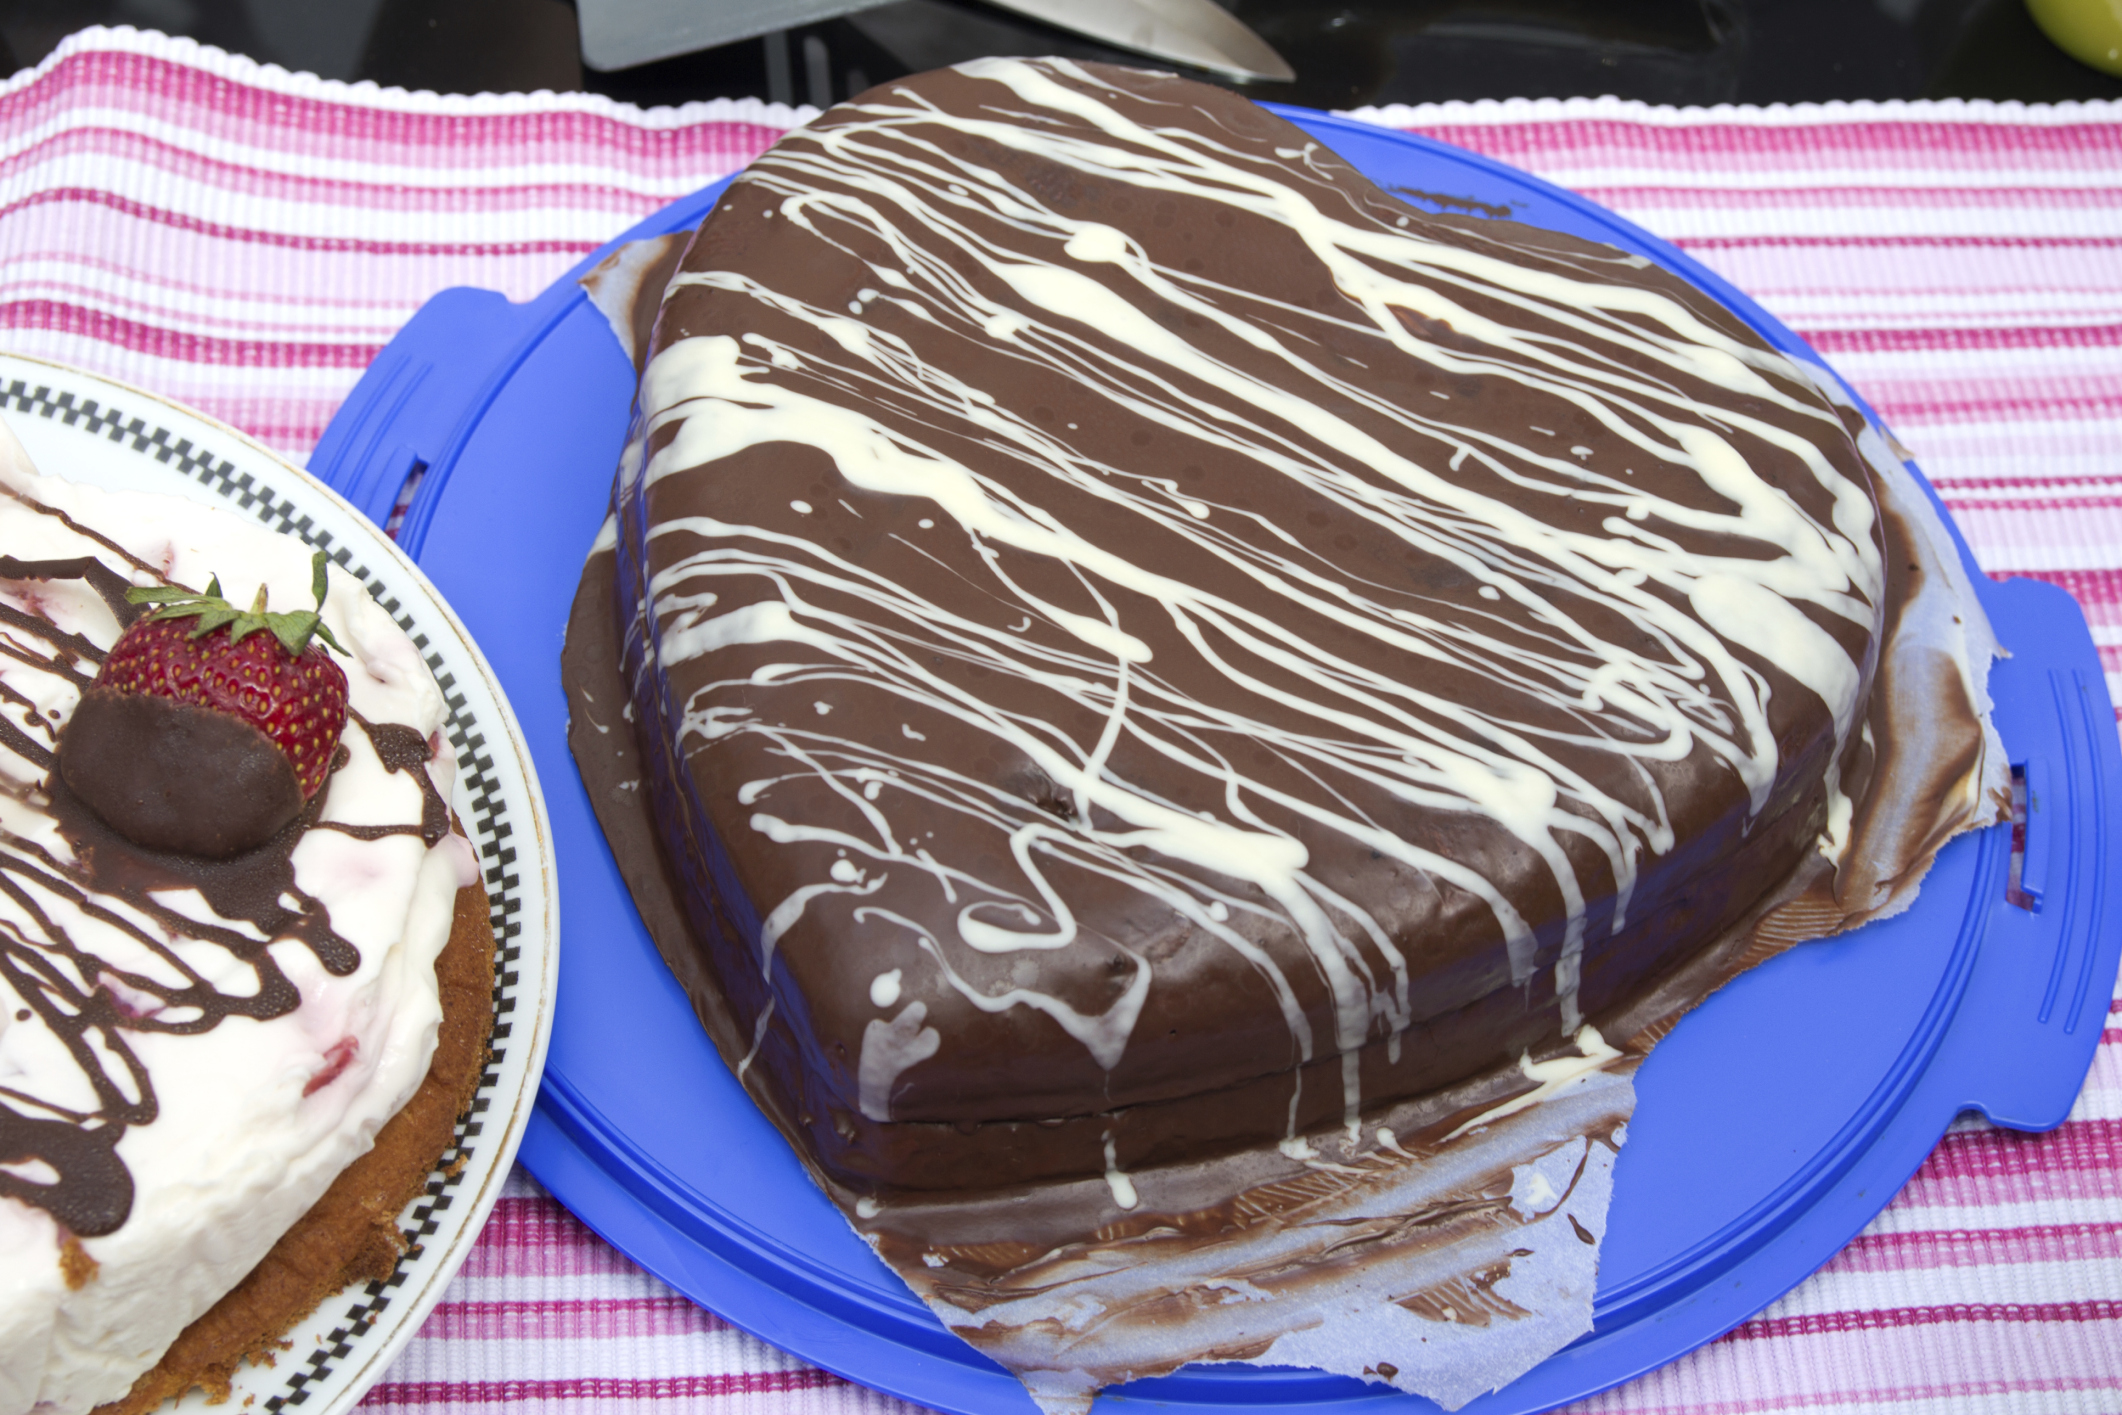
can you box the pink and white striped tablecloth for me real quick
[4,26,2117,1415]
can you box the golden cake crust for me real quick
[93,877,494,1415]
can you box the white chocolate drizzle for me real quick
[621,59,1884,1130]
[1445,1024,1624,1142]
[1102,1133,1139,1210]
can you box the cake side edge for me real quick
[91,875,496,1415]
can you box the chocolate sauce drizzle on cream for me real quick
[619,59,1893,1136]
[0,545,435,1237]
[320,711,451,848]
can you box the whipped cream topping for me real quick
[0,420,477,1415]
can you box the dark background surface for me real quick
[2,0,2120,109]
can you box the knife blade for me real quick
[578,0,896,72]
[981,0,1296,83]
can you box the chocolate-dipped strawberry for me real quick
[58,550,349,858]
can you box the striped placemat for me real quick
[1,27,2115,1415]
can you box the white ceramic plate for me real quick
[0,351,560,1415]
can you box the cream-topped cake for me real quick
[0,420,481,1415]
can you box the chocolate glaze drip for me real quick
[314,821,426,842]
[0,587,103,691]
[0,551,138,771]
[0,556,435,1238]
[351,710,448,847]
[0,766,358,1237]
[0,1103,132,1238]
[0,554,147,631]
[44,768,360,976]
[0,777,347,1236]
[0,688,56,770]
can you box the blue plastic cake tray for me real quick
[307,109,2122,1415]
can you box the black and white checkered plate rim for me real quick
[0,363,553,1415]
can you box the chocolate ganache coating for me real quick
[610,59,1888,1196]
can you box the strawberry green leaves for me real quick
[125,549,348,658]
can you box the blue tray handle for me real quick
[2020,753,2052,909]
[309,180,727,536]
[307,287,552,525]
[1933,576,2122,1133]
